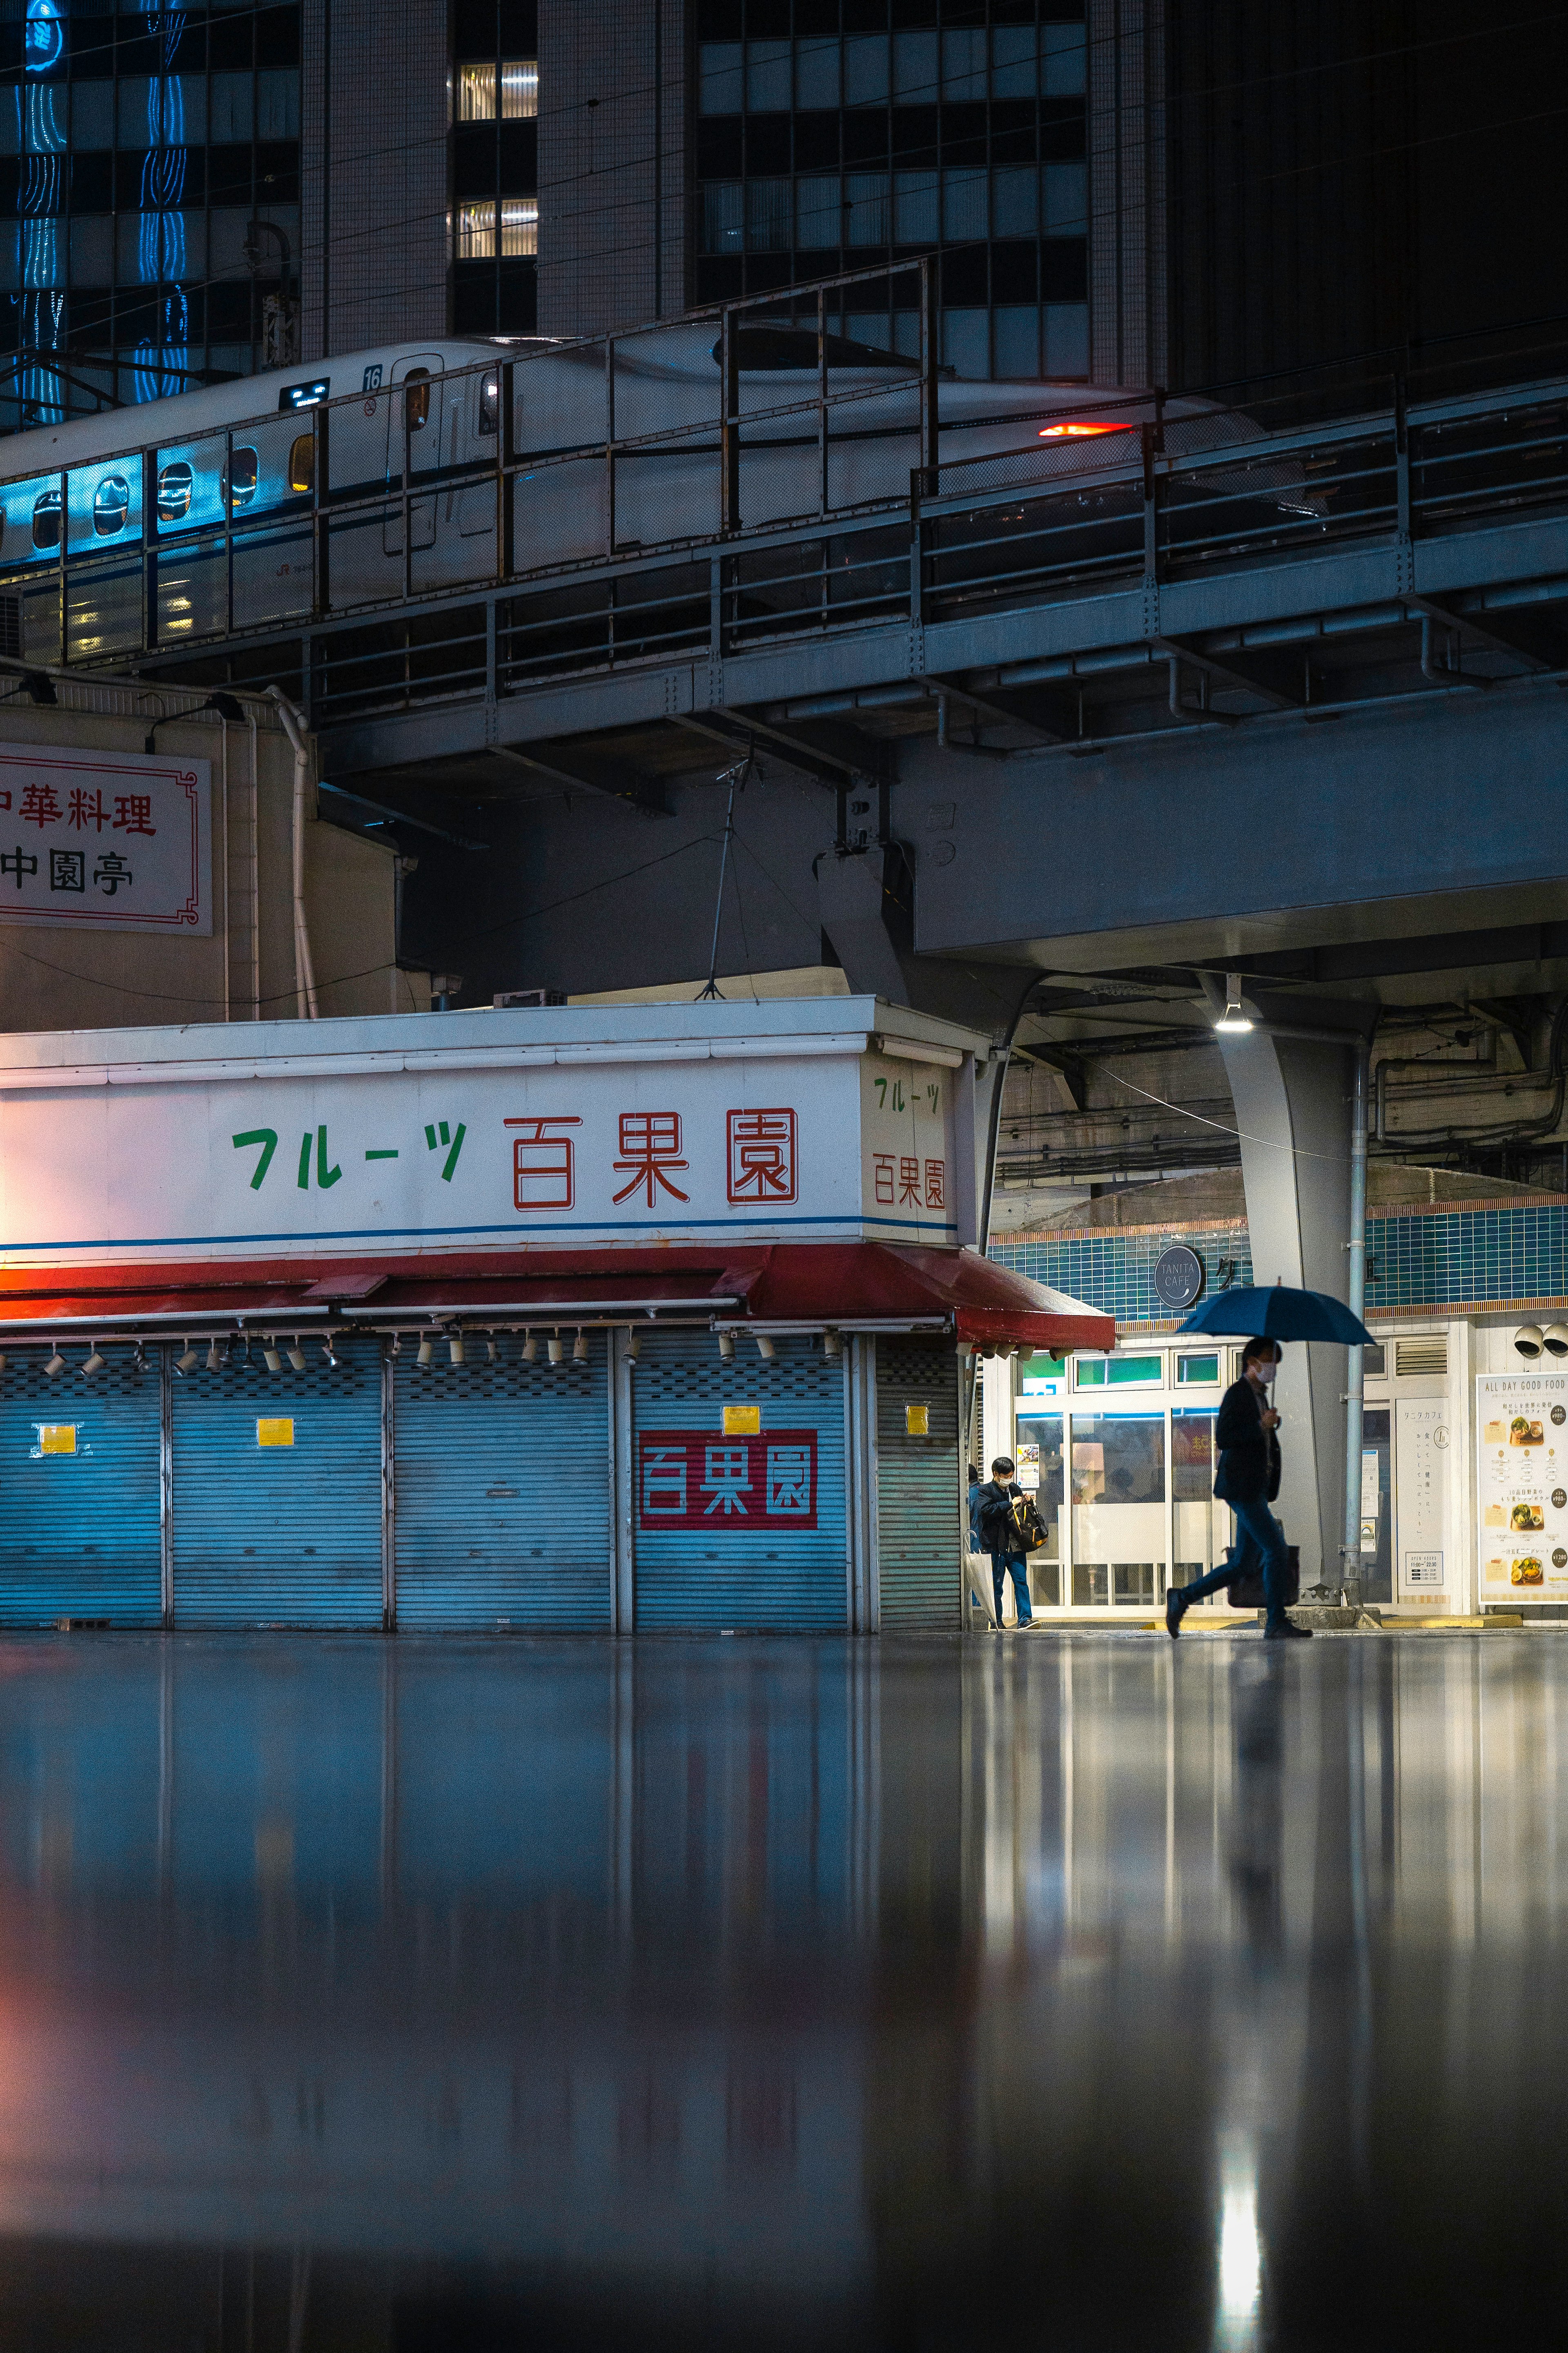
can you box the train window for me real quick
[404,370,431,431]
[92,474,130,536]
[478,376,499,436]
[156,461,193,522]
[288,433,314,493]
[31,488,61,551]
[223,447,258,509]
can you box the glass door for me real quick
[1070,1410,1166,1606]
[1014,1415,1063,1606]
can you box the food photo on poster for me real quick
[1476,1372,1568,1595]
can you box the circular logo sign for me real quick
[1553,1406,1566,1427]
[1554,1548,1566,1570]
[1154,1245,1205,1311]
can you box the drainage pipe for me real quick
[1342,1037,1369,1604]
[265,684,318,1020]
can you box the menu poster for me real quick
[1476,1372,1568,1598]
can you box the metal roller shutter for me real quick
[393,1338,611,1630]
[876,1337,962,1631]
[171,1340,383,1628]
[0,1351,161,1627]
[632,1328,847,1632]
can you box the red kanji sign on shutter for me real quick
[636,1429,819,1532]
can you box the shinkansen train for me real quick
[0,326,1307,628]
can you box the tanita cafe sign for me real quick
[0,997,986,1270]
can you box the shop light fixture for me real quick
[1516,1323,1545,1359]
[323,1337,340,1369]
[449,1332,466,1365]
[286,1338,307,1372]
[417,1332,434,1367]
[547,1332,564,1365]
[755,1334,775,1359]
[205,1336,223,1373]
[82,1341,105,1377]
[44,1345,65,1379]
[132,1340,147,1374]
[1214,975,1254,1035]
[486,1332,497,1362]
[177,1338,200,1374]
[388,1333,402,1356]
[262,1340,283,1372]
[1545,1323,1568,1357]
[0,1354,7,1376]
[572,1329,588,1363]
[717,1332,735,1361]
[626,1330,641,1360]
[522,1331,539,1363]
[822,1328,842,1358]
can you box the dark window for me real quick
[453,124,497,199]
[32,490,62,552]
[67,291,114,348]
[794,112,840,169]
[206,282,252,339]
[746,114,791,174]
[454,0,497,50]
[892,103,937,160]
[842,108,889,164]
[223,447,259,509]
[697,118,743,177]
[206,144,254,206]
[990,240,1036,301]
[255,141,299,202]
[207,10,252,69]
[1040,235,1087,301]
[112,16,159,73]
[156,461,194,523]
[497,118,536,190]
[70,153,114,211]
[254,5,300,67]
[499,0,539,43]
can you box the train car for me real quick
[0,326,1307,660]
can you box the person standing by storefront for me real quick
[1165,1338,1312,1642]
[975,1455,1040,1628]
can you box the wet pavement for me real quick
[0,1628,1562,2348]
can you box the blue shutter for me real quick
[875,1336,962,1630]
[171,1341,382,1627]
[0,1352,160,1627]
[632,1329,848,1631]
[392,1338,611,1630]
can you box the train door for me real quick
[383,353,444,555]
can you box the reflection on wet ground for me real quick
[0,1631,1564,2346]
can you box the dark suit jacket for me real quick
[1213,1375,1282,1505]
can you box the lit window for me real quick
[92,473,130,535]
[500,197,537,255]
[457,61,497,120]
[478,377,499,434]
[403,370,431,430]
[457,200,496,258]
[500,59,537,118]
[288,432,313,493]
[1175,1353,1220,1386]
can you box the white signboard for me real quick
[1396,1397,1449,1596]
[0,1024,967,1268]
[0,739,209,934]
[1476,1371,1568,1601]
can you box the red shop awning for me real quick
[0,1242,1112,1355]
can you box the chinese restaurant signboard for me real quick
[0,740,209,933]
[0,1000,980,1269]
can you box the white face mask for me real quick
[1256,1358,1279,1387]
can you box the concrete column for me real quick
[1217,1030,1354,1589]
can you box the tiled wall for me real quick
[991,1203,1568,1324]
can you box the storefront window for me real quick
[1360,1406,1392,1602]
[1173,1408,1227,1583]
[1071,1412,1165,1604]
[1075,1353,1162,1389]
[1176,1352,1220,1385]
[1015,1414,1062,1606]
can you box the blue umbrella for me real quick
[1178,1284,1374,1346]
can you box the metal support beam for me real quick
[490,742,672,816]
[674,709,861,790]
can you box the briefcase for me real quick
[1226,1544,1301,1609]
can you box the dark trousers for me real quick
[1177,1496,1292,1628]
[991,1552,1032,1625]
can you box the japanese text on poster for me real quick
[1476,1372,1568,1597]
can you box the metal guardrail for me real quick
[0,256,1566,732]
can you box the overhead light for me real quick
[755,1334,775,1359]
[262,1340,283,1372]
[486,1332,497,1362]
[626,1330,641,1361]
[388,1332,402,1356]
[206,1336,223,1372]
[449,1331,466,1365]
[417,1332,434,1367]
[547,1332,564,1365]
[1215,974,1254,1035]
[822,1328,842,1358]
[322,1337,339,1369]
[522,1331,539,1363]
[1516,1323,1545,1359]
[177,1338,200,1374]
[572,1329,588,1363]
[44,1346,64,1379]
[1544,1323,1568,1358]
[286,1337,307,1372]
[131,1341,147,1374]
[717,1332,735,1361]
[82,1341,105,1377]
[1037,419,1131,439]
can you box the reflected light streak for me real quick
[1214,2151,1261,2352]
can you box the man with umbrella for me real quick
[1165,1336,1312,1641]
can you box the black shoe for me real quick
[1264,1616,1313,1640]
[1165,1587,1189,1640]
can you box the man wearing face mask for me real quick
[1165,1337,1311,1641]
